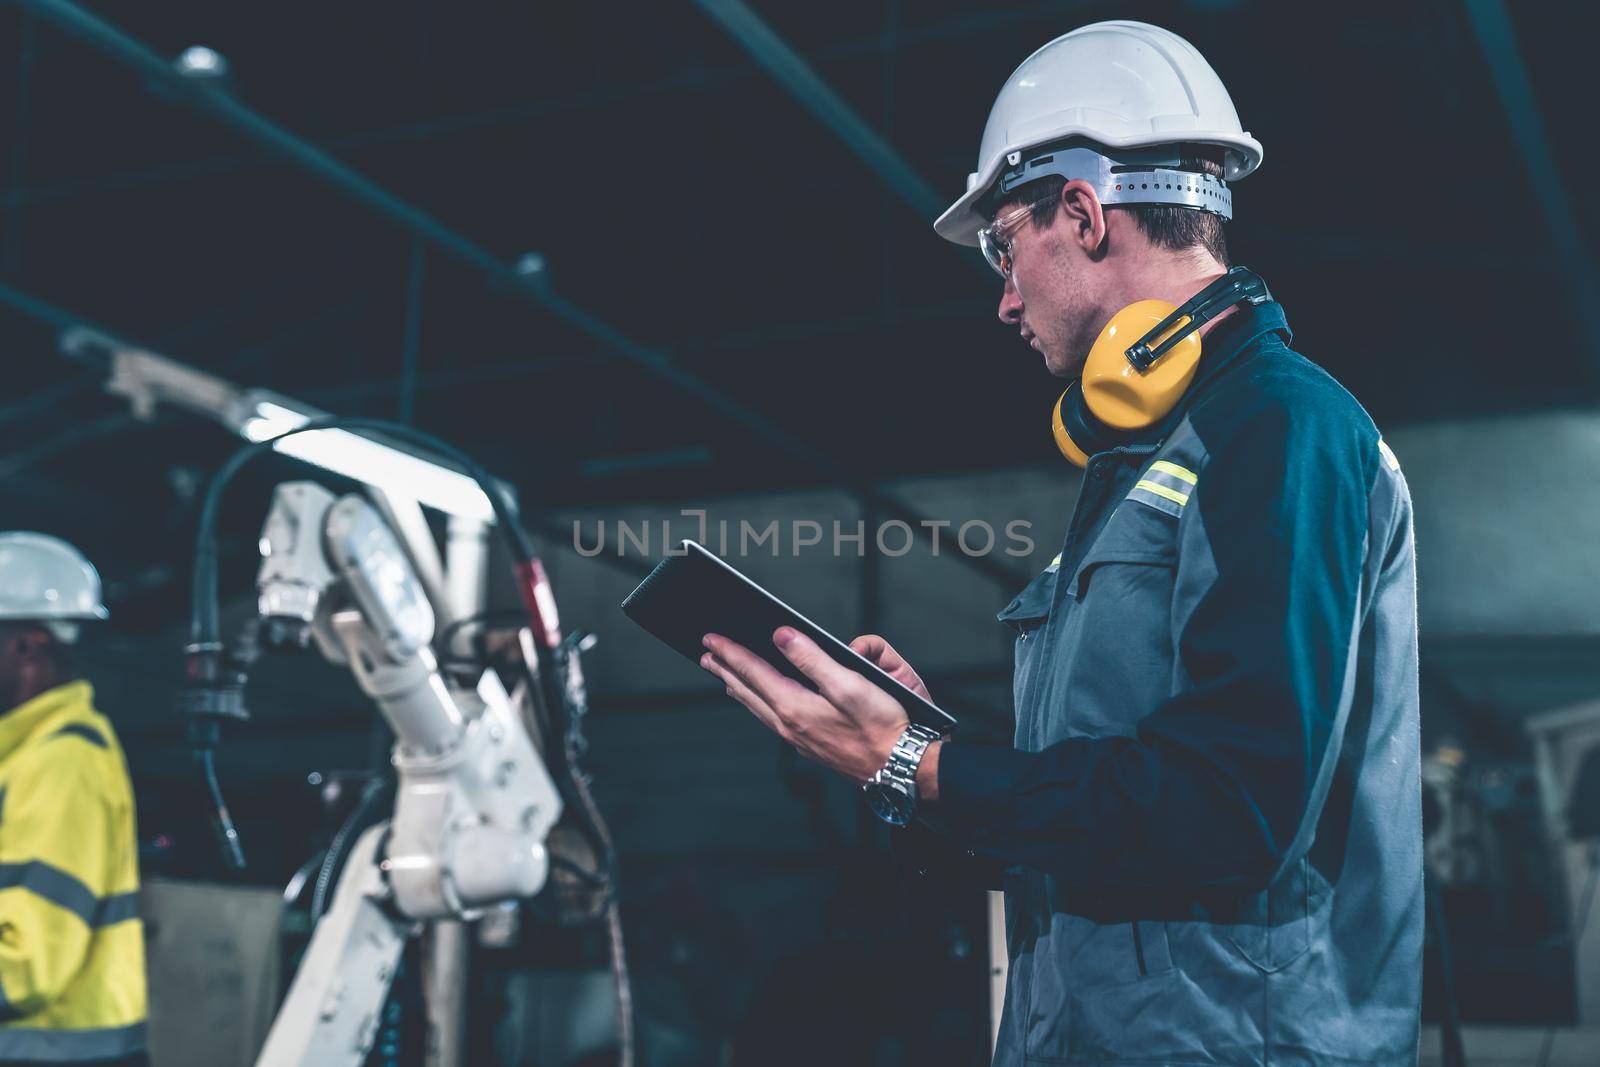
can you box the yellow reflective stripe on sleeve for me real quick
[1378,438,1400,471]
[1148,460,1198,485]
[1133,479,1190,506]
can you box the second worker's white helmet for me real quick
[934,20,1262,246]
[0,532,109,644]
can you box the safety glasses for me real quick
[976,191,1060,278]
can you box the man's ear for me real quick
[1057,178,1108,258]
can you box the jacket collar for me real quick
[1123,298,1293,451]
[1189,297,1292,394]
[0,681,94,761]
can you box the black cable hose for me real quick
[536,645,633,1067]
[547,854,609,889]
[548,655,621,890]
[310,777,394,923]
[195,746,245,871]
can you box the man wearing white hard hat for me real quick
[699,20,1421,1066]
[0,534,148,1066]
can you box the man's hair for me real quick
[997,147,1229,266]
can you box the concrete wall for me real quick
[1386,411,1600,638]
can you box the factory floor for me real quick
[1419,1025,1600,1065]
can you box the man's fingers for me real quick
[701,633,813,710]
[773,627,870,707]
[850,633,929,698]
[701,652,789,737]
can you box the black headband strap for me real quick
[1124,266,1272,372]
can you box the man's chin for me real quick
[1043,349,1085,378]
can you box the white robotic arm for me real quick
[251,482,563,1067]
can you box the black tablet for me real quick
[620,540,957,733]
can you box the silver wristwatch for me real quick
[862,723,941,827]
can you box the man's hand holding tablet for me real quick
[620,542,953,808]
[698,628,939,802]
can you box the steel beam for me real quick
[2,1,1093,212]
[694,0,944,220]
[1465,0,1600,383]
[20,0,1027,587]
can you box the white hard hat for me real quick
[0,533,110,630]
[934,20,1263,246]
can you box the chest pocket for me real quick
[1050,503,1181,739]
[997,565,1056,634]
[1065,503,1178,603]
[1065,455,1195,602]
[1066,545,1175,601]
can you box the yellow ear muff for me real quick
[1080,299,1203,431]
[1049,300,1204,467]
[1051,267,1272,466]
[1051,395,1091,467]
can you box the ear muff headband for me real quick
[1126,267,1271,371]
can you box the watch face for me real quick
[865,781,914,827]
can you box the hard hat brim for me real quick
[933,128,1264,247]
[0,607,109,622]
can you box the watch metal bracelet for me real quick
[864,723,941,824]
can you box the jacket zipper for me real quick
[1130,921,1148,977]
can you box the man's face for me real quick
[0,627,26,710]
[993,192,1110,378]
[0,624,54,711]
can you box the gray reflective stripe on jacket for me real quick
[0,1021,147,1061]
[0,863,140,930]
[937,300,1423,1066]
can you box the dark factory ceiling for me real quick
[1,0,1596,623]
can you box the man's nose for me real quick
[997,277,1023,326]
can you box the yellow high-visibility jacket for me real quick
[0,681,146,1062]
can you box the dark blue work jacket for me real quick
[936,300,1424,1066]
